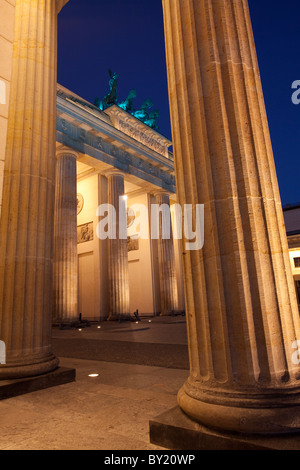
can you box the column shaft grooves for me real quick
[107,173,130,320]
[0,0,59,378]
[156,193,179,317]
[53,152,78,324]
[163,0,300,434]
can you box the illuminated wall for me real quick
[284,205,300,308]
[127,193,157,315]
[0,0,15,214]
[77,174,109,321]
[284,205,300,282]
[289,250,300,281]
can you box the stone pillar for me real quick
[98,174,109,321]
[107,171,130,320]
[162,0,300,434]
[53,149,78,324]
[155,192,179,316]
[0,0,69,379]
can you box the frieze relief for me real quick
[118,120,166,156]
[77,222,94,244]
[127,237,139,253]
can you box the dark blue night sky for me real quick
[57,0,300,206]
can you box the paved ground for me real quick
[0,316,190,450]
[52,316,189,369]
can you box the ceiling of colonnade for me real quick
[57,0,300,206]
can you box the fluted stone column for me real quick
[162,0,300,434]
[0,0,69,379]
[53,150,78,324]
[107,171,130,321]
[155,192,179,316]
[98,174,109,321]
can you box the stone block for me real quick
[0,367,76,400]
[150,406,300,450]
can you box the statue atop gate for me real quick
[95,69,119,110]
[94,70,160,131]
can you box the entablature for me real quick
[56,85,176,193]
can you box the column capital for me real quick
[153,190,171,201]
[56,148,79,160]
[103,169,126,180]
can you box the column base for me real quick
[0,354,59,380]
[53,318,81,325]
[54,319,92,330]
[150,406,300,450]
[0,367,76,401]
[178,382,300,435]
[160,310,185,317]
[107,314,133,322]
